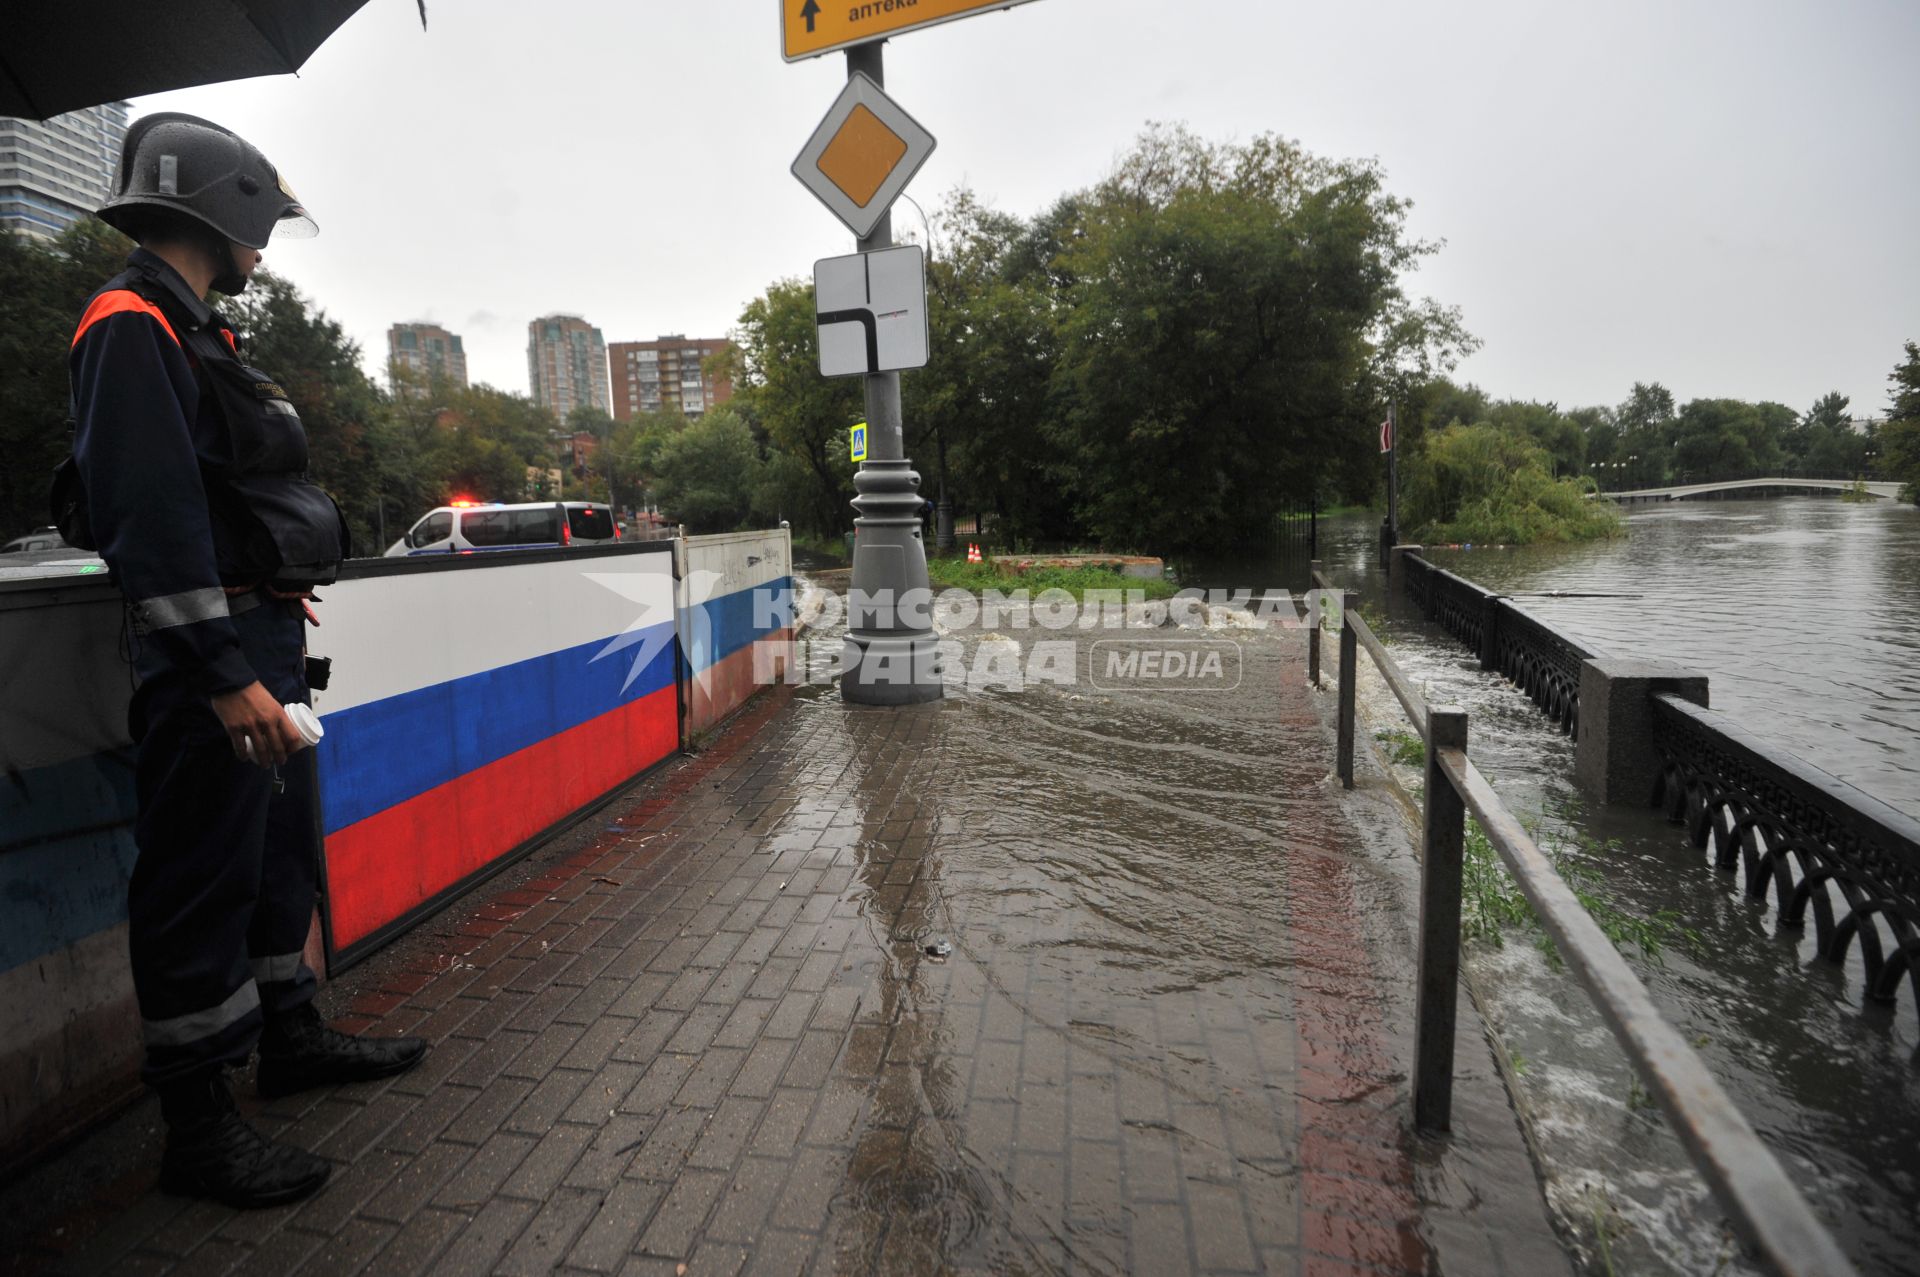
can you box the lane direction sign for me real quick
[781,0,1043,62]
[791,71,934,241]
[815,245,929,378]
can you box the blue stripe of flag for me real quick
[317,622,677,834]
[685,576,794,675]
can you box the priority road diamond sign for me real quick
[781,0,1044,62]
[815,245,929,377]
[791,71,935,241]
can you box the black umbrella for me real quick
[1,1,421,121]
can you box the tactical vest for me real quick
[54,272,350,589]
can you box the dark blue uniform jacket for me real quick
[71,249,259,697]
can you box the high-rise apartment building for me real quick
[1,103,131,241]
[609,335,734,422]
[387,322,469,394]
[527,315,609,420]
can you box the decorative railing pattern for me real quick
[1400,553,1591,735]
[1312,559,1861,1275]
[1494,604,1590,735]
[1651,693,1920,1015]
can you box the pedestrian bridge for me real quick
[1599,476,1903,503]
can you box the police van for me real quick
[384,501,619,556]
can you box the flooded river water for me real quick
[1183,497,1919,1275]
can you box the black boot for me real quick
[158,1072,330,1208]
[256,1001,427,1098]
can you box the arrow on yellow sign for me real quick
[781,0,1044,62]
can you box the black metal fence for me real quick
[1401,553,1592,733]
[1652,694,1920,1015]
[1398,548,1920,1019]
[1307,562,1858,1276]
[1270,497,1319,560]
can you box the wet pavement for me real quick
[2,618,1570,1276]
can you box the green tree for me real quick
[724,280,861,536]
[1613,381,1678,486]
[1884,341,1920,503]
[1485,400,1586,477]
[0,219,134,537]
[418,385,559,508]
[651,407,763,532]
[905,187,1068,547]
[1669,398,1786,481]
[1888,340,1920,422]
[224,270,391,552]
[1047,125,1472,556]
[1401,423,1619,544]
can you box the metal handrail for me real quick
[1346,606,1429,740]
[1439,750,1857,1277]
[1302,559,1859,1277]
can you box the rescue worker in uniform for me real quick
[70,113,426,1209]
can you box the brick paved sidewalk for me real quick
[7,628,1570,1276]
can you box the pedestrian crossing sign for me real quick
[850,422,868,463]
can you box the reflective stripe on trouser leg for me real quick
[251,952,306,984]
[143,981,260,1047]
[129,703,274,1086]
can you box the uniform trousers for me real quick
[128,595,318,1086]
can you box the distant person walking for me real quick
[68,113,424,1208]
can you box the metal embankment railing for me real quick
[1396,549,1920,1017]
[1306,562,1859,1277]
[1650,692,1920,1014]
[1399,552,1590,733]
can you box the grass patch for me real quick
[925,557,1180,601]
[1375,728,1425,768]
[791,531,851,564]
[1460,820,1703,969]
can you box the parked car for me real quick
[383,501,619,556]
[2,527,68,553]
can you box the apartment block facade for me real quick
[0,103,130,241]
[528,315,610,420]
[387,322,469,394]
[609,335,734,422]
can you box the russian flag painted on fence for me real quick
[308,549,680,955]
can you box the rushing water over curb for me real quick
[1256,502,1920,1276]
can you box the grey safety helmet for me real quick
[97,112,316,251]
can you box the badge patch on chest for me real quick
[254,381,288,400]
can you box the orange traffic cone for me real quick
[967,543,982,564]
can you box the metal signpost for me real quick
[784,0,1039,703]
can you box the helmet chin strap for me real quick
[205,229,250,297]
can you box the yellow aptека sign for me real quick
[781,0,1041,62]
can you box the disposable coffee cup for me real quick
[285,703,323,748]
[241,703,324,759]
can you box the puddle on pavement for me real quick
[767,571,1549,1273]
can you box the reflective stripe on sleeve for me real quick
[142,981,260,1048]
[250,952,307,984]
[135,586,231,631]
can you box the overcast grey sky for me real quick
[133,0,1918,418]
